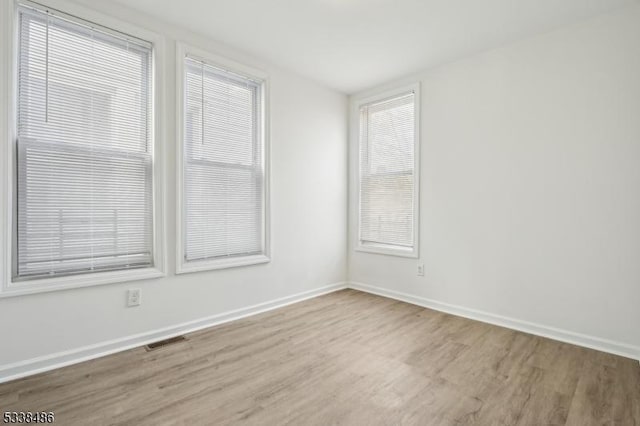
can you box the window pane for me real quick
[359,93,415,249]
[183,58,264,262]
[15,5,153,278]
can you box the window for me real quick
[13,3,156,281]
[357,85,419,257]
[177,45,269,273]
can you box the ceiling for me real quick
[108,0,636,93]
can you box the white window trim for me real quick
[175,42,270,275]
[353,83,421,259]
[0,0,167,298]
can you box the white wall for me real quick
[0,0,347,373]
[349,5,640,356]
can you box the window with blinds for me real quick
[358,89,418,255]
[15,3,154,279]
[181,56,266,266]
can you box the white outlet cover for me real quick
[127,288,141,307]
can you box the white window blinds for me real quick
[183,57,265,262]
[359,92,416,251]
[15,4,153,279]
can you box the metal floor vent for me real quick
[145,335,187,351]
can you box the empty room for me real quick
[0,0,639,424]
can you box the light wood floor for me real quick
[1,289,639,425]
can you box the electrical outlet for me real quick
[417,263,425,277]
[127,288,141,307]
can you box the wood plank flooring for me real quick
[1,289,638,425]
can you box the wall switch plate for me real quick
[127,288,141,307]
[417,264,425,277]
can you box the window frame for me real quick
[0,0,166,297]
[354,83,420,258]
[175,42,270,274]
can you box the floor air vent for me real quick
[145,335,187,351]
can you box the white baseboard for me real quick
[0,282,347,384]
[3,280,637,384]
[349,281,640,361]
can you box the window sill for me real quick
[176,253,270,275]
[355,243,418,258]
[1,267,166,298]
